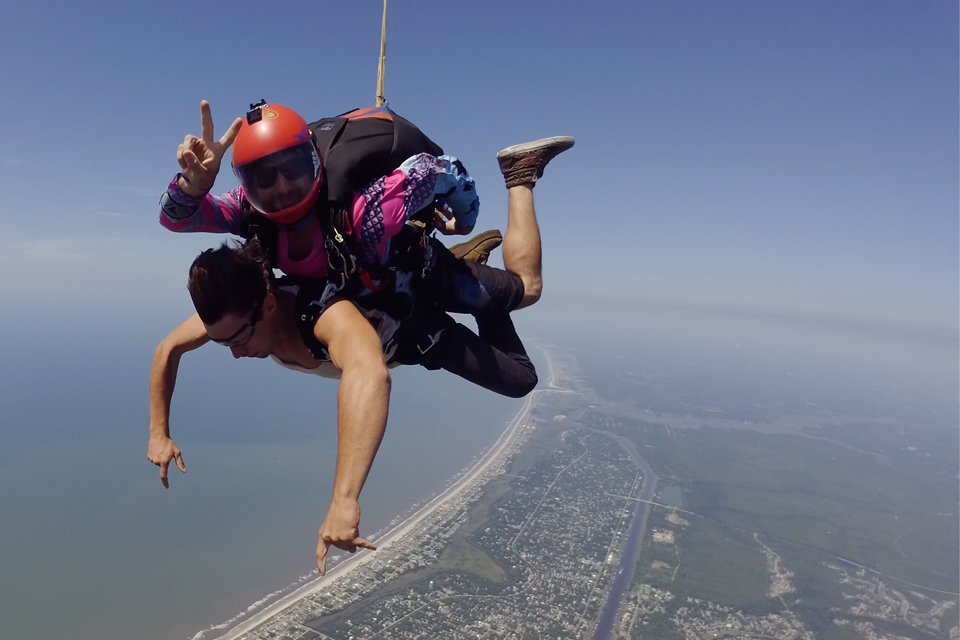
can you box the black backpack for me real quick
[241,106,444,288]
[311,106,443,213]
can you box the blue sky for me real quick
[0,4,956,638]
[0,0,956,334]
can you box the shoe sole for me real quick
[497,136,575,159]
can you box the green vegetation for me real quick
[433,534,506,584]
[670,516,768,607]
[586,404,958,640]
[634,499,768,609]
[596,413,959,593]
[633,614,683,640]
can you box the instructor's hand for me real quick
[176,100,242,195]
[147,435,186,489]
[316,497,376,576]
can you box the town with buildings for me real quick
[211,349,958,640]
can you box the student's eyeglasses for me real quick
[211,299,264,348]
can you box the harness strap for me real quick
[322,223,359,293]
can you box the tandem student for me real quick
[148,236,537,574]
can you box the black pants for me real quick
[378,236,537,397]
[394,311,538,399]
[417,237,527,315]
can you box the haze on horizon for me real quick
[0,2,956,640]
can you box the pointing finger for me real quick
[174,450,186,473]
[317,541,328,576]
[218,117,242,149]
[200,100,214,143]
[160,459,170,489]
[332,540,357,554]
[354,537,377,551]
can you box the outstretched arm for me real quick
[147,314,210,488]
[313,300,392,575]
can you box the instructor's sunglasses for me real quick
[251,149,312,190]
[211,299,264,348]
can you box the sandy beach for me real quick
[214,347,556,640]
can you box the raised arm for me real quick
[158,100,247,235]
[147,314,210,488]
[176,100,242,195]
[312,299,392,574]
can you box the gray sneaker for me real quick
[496,136,575,189]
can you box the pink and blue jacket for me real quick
[159,153,479,279]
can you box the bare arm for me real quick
[147,314,210,488]
[313,300,392,574]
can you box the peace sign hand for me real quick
[176,100,243,195]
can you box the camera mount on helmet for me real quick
[246,99,267,125]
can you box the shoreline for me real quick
[213,346,555,640]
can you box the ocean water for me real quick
[0,312,528,640]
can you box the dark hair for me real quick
[187,238,275,325]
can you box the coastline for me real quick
[213,346,555,640]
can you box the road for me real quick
[591,434,659,640]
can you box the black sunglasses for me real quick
[211,298,264,347]
[253,151,312,190]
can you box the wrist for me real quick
[331,490,360,505]
[149,424,170,439]
[177,173,208,197]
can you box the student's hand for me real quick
[432,203,474,236]
[147,435,186,489]
[176,100,242,195]
[316,497,376,576]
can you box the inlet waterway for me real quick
[592,435,660,640]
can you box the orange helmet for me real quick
[232,101,323,225]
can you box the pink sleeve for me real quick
[159,176,246,235]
